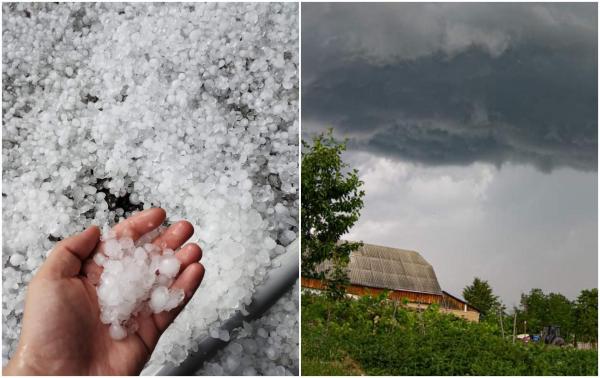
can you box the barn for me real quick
[301,242,480,322]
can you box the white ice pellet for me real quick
[242,367,257,376]
[265,346,277,360]
[9,254,25,267]
[158,256,180,277]
[103,239,122,259]
[93,253,106,266]
[257,328,268,338]
[218,329,230,342]
[109,323,127,340]
[150,286,170,313]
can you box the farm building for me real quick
[302,242,480,322]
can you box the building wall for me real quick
[441,292,479,313]
[301,277,480,322]
[440,308,480,322]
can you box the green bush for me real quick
[301,293,598,376]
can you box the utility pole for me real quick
[512,312,517,344]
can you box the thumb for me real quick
[39,226,101,278]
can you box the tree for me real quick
[462,277,500,319]
[518,288,548,335]
[546,292,574,341]
[301,130,365,298]
[573,288,598,343]
[518,288,575,342]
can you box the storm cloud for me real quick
[343,153,598,305]
[302,3,597,172]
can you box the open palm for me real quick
[5,208,205,375]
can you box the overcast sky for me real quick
[302,3,597,306]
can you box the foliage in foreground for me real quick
[301,293,598,376]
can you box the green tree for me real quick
[519,288,575,342]
[546,292,574,341]
[462,277,500,319]
[301,130,365,299]
[573,288,598,343]
[519,288,548,334]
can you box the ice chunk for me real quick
[219,329,230,342]
[150,286,169,313]
[9,254,25,266]
[242,367,257,376]
[158,255,180,278]
[109,323,127,340]
[93,253,106,266]
[104,239,122,258]
[97,230,185,339]
[164,288,185,311]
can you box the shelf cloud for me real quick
[303,3,597,172]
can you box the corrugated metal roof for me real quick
[318,242,443,295]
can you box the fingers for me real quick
[84,208,166,283]
[175,243,203,271]
[85,216,199,287]
[153,263,205,332]
[152,220,194,250]
[82,258,103,285]
[112,208,166,242]
[40,226,101,278]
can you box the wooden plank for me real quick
[301,277,443,304]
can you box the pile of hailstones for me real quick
[95,226,184,340]
[3,2,299,373]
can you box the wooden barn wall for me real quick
[441,293,478,312]
[301,277,480,322]
[302,277,443,306]
[301,277,479,312]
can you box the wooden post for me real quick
[512,312,517,344]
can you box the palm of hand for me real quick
[6,209,204,376]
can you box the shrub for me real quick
[301,292,598,376]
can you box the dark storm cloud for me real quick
[302,3,598,171]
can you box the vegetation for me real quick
[516,289,574,340]
[462,277,501,320]
[301,130,365,298]
[460,277,598,346]
[573,289,598,343]
[302,292,598,376]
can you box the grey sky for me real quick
[302,3,597,306]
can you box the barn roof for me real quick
[319,242,443,295]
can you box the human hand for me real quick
[4,208,205,375]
